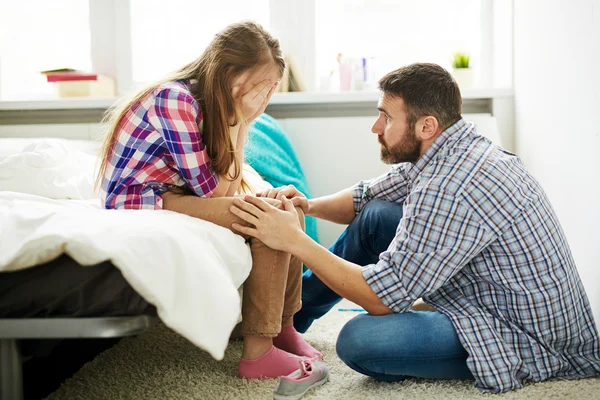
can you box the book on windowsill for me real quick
[40,69,115,98]
[277,55,306,92]
[44,72,99,82]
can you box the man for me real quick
[230,63,600,393]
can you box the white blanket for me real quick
[0,138,269,360]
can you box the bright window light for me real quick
[0,0,92,100]
[315,0,481,86]
[130,0,270,84]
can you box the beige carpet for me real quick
[48,300,600,400]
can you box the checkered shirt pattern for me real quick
[101,80,218,209]
[352,118,600,393]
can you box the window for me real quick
[315,0,483,88]
[0,0,508,100]
[129,0,270,84]
[0,0,92,100]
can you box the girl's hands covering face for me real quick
[232,79,277,123]
[231,64,281,124]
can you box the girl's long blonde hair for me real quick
[96,21,285,192]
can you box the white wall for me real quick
[514,0,600,325]
[279,116,388,247]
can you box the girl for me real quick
[97,21,321,378]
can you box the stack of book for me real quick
[277,56,306,92]
[41,68,116,98]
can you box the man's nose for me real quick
[371,122,380,134]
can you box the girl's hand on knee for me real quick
[256,185,310,214]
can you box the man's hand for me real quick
[256,185,310,214]
[230,195,303,252]
[231,195,391,316]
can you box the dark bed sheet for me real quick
[0,254,156,319]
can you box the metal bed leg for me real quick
[0,339,23,400]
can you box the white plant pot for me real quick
[452,68,473,89]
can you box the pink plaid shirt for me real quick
[100,80,218,209]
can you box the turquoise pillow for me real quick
[245,114,319,246]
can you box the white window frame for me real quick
[88,0,506,95]
[88,0,133,95]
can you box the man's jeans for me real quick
[294,200,473,381]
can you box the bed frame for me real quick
[0,316,158,400]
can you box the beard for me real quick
[379,126,421,164]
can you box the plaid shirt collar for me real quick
[405,118,471,184]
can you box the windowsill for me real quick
[0,88,513,111]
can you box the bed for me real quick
[0,137,273,399]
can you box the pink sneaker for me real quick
[273,360,329,400]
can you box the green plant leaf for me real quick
[452,52,470,68]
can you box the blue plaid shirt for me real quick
[353,119,600,393]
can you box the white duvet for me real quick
[0,138,268,360]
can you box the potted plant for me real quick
[451,52,472,88]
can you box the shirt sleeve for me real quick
[362,186,493,313]
[350,164,410,214]
[147,87,219,198]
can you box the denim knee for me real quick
[336,314,370,367]
[358,200,403,228]
[355,200,402,251]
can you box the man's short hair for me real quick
[378,63,462,130]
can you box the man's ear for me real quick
[416,116,439,140]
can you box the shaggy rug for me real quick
[47,300,600,399]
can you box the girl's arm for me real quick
[147,89,220,198]
[212,122,247,197]
[225,123,248,197]
[211,173,232,198]
[217,79,275,197]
